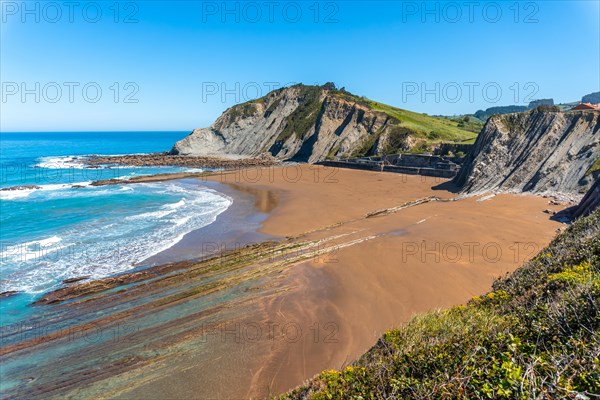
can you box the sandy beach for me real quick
[1,165,567,399]
[117,165,566,398]
[7,4,596,398]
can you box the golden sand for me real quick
[124,165,565,398]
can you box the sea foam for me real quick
[0,182,232,294]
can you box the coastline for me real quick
[142,179,277,266]
[0,165,569,399]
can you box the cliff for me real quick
[454,107,600,196]
[582,91,600,104]
[171,84,477,162]
[572,178,600,218]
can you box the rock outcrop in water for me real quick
[171,84,475,162]
[454,107,600,196]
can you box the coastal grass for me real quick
[330,89,479,145]
[450,115,486,134]
[282,211,600,399]
[330,89,479,155]
[367,100,479,144]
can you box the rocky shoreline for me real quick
[85,152,280,169]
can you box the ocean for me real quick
[0,132,233,323]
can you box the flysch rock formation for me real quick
[172,83,598,199]
[572,178,600,218]
[171,84,395,163]
[171,84,435,163]
[454,107,600,197]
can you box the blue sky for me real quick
[1,0,599,131]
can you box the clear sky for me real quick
[1,0,599,131]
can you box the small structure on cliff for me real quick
[571,102,600,111]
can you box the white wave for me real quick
[0,183,233,294]
[124,199,188,220]
[1,236,66,264]
[172,216,192,227]
[117,173,137,180]
[0,182,92,200]
[33,154,145,169]
[0,189,35,200]
[34,156,88,169]
[30,235,62,247]
[125,208,178,221]
[163,198,186,209]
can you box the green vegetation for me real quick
[454,115,486,133]
[326,143,342,159]
[239,83,480,155]
[361,100,479,144]
[275,84,479,153]
[276,85,323,143]
[535,104,561,113]
[474,106,529,121]
[586,156,600,176]
[228,102,257,121]
[331,89,480,154]
[283,211,600,399]
[264,97,282,117]
[334,90,480,155]
[382,126,412,154]
[351,128,384,158]
[500,112,528,136]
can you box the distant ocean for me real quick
[0,132,232,308]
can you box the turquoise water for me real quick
[0,132,232,323]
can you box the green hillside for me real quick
[283,211,600,399]
[367,100,480,143]
[331,88,481,147]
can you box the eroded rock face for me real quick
[454,108,600,197]
[572,178,600,218]
[170,85,395,163]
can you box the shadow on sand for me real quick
[432,180,462,194]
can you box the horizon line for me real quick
[1,130,192,133]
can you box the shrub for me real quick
[282,212,600,399]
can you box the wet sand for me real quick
[143,179,277,266]
[1,165,567,399]
[120,166,566,398]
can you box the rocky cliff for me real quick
[454,107,600,196]
[571,178,600,218]
[582,91,600,104]
[171,84,476,162]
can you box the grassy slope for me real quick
[366,100,480,144]
[282,211,600,399]
[330,90,480,145]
